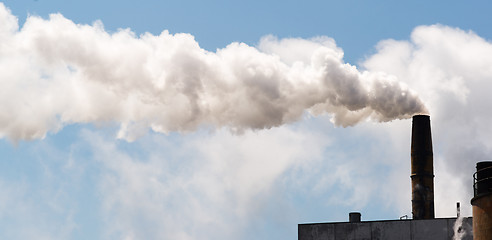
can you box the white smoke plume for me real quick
[452,217,472,240]
[0,3,426,141]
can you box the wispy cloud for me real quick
[80,125,330,239]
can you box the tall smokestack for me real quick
[411,115,435,219]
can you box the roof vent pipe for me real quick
[349,212,361,223]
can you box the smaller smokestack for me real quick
[349,212,361,223]
[471,161,492,239]
[411,115,435,219]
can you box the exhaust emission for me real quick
[411,114,435,219]
[0,3,429,141]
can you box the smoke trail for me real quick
[452,217,471,240]
[0,3,427,141]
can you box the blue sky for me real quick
[6,0,492,61]
[1,0,492,239]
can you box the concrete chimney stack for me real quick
[411,115,435,219]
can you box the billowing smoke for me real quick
[0,3,426,141]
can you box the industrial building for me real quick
[298,115,492,240]
[298,216,472,240]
